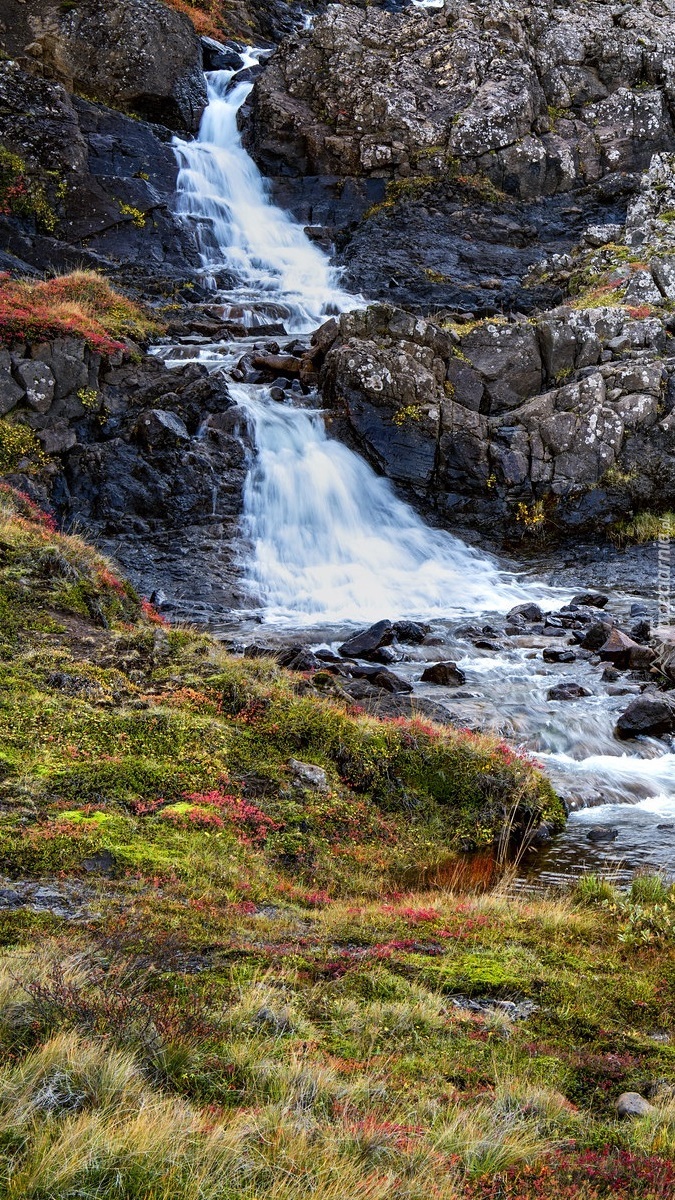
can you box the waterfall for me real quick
[173,53,359,332]
[171,58,546,622]
[235,385,540,623]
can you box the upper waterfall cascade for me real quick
[173,52,359,333]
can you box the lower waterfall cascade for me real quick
[160,48,675,883]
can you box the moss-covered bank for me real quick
[2,485,675,1198]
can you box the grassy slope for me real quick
[0,487,674,1197]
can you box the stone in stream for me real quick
[586,826,619,843]
[579,621,613,651]
[338,620,394,660]
[277,646,322,672]
[615,694,675,740]
[420,662,466,687]
[507,603,544,623]
[631,619,651,644]
[543,648,577,663]
[348,664,413,693]
[615,1092,653,1119]
[244,642,277,658]
[571,592,610,608]
[599,628,642,669]
[601,664,621,682]
[547,681,591,701]
[393,620,430,644]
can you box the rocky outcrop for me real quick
[320,298,675,540]
[0,0,206,131]
[245,0,675,313]
[4,335,249,617]
[0,61,201,288]
[249,0,675,194]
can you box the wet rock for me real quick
[543,648,577,663]
[601,664,621,682]
[630,619,651,644]
[201,39,244,73]
[571,592,609,608]
[586,826,619,843]
[420,662,466,687]
[392,620,430,644]
[615,694,675,740]
[349,664,413,694]
[0,887,22,909]
[548,681,591,701]
[507,603,544,623]
[250,352,303,374]
[472,638,502,652]
[289,759,329,792]
[579,622,613,651]
[243,642,277,659]
[339,620,394,661]
[615,1092,653,1119]
[599,628,642,669]
[277,646,321,672]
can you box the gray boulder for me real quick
[615,694,675,740]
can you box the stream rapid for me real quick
[157,50,675,886]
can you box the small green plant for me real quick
[601,464,638,488]
[515,500,547,531]
[0,145,62,233]
[77,387,100,410]
[0,420,48,473]
[610,510,675,545]
[117,201,147,228]
[392,404,423,426]
[574,873,619,907]
[630,873,670,905]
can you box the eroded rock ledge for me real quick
[320,299,675,542]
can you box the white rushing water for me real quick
[173,56,545,624]
[235,385,542,624]
[173,52,358,332]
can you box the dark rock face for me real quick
[243,0,675,311]
[6,338,250,618]
[319,291,675,541]
[248,1,675,193]
[0,0,206,131]
[0,62,201,286]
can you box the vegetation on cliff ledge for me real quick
[0,486,674,1197]
[0,271,162,355]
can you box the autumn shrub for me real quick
[0,271,162,354]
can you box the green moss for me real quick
[0,145,64,233]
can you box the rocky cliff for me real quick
[247,0,675,312]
